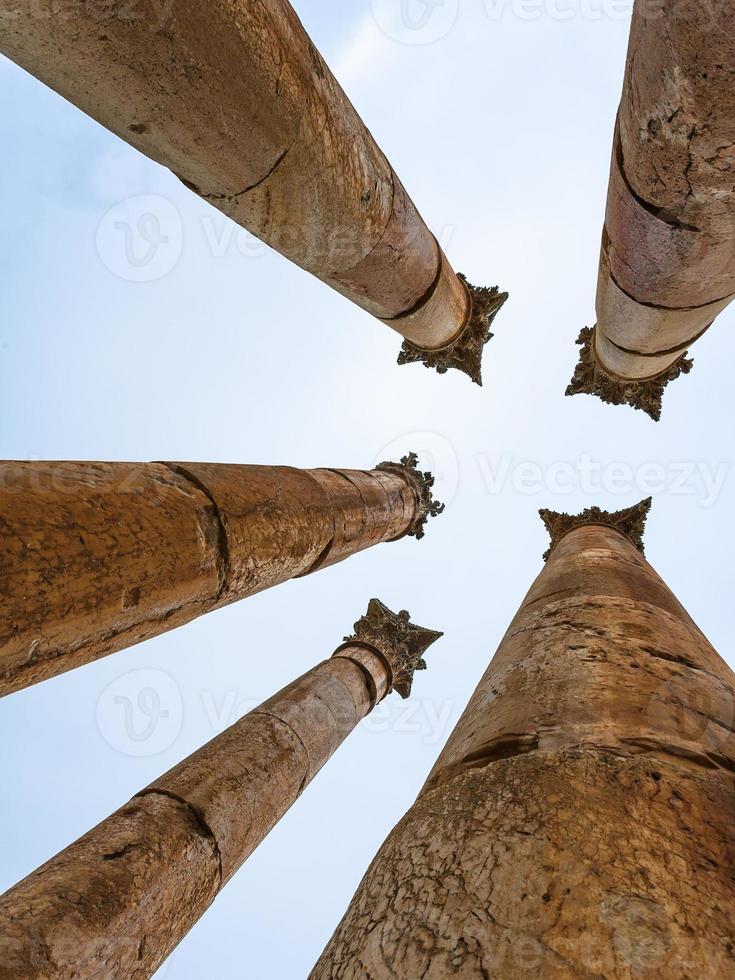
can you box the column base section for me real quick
[397,277,508,386]
[565,326,693,421]
[311,750,735,979]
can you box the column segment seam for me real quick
[160,463,231,603]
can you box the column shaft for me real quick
[0,457,440,695]
[0,656,376,978]
[0,601,441,979]
[568,2,735,418]
[312,514,735,977]
[0,1,506,377]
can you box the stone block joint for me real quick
[376,452,445,540]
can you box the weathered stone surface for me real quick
[304,468,414,568]
[313,520,735,978]
[325,180,440,320]
[0,792,221,979]
[0,462,221,696]
[148,711,309,888]
[0,1,504,368]
[313,754,735,979]
[0,459,441,695]
[424,526,734,792]
[226,50,393,275]
[606,135,735,310]
[593,328,687,382]
[619,2,735,230]
[332,645,392,705]
[0,1,315,194]
[595,249,728,359]
[0,603,442,978]
[573,1,735,414]
[383,250,470,351]
[150,658,374,887]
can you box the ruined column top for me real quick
[539,497,652,562]
[397,275,509,386]
[334,599,443,699]
[566,326,694,422]
[376,452,445,540]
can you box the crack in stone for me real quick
[135,788,224,891]
[161,463,230,603]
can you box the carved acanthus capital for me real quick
[339,599,443,699]
[398,276,508,386]
[539,497,652,561]
[376,452,444,540]
[566,326,693,422]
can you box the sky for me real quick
[1,2,733,977]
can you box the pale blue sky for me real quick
[1,2,733,977]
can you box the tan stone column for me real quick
[313,502,735,978]
[567,2,735,419]
[0,454,442,696]
[0,2,506,382]
[0,599,442,979]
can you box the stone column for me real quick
[0,454,442,696]
[313,502,735,978]
[0,2,506,383]
[567,2,735,419]
[0,600,442,979]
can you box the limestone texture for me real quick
[569,1,735,416]
[0,603,442,978]
[312,518,735,978]
[0,1,505,377]
[0,458,441,695]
